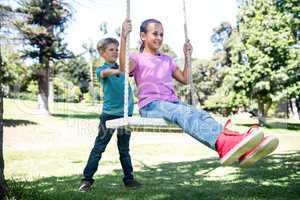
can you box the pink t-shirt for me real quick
[129,52,179,109]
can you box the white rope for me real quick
[182,0,195,105]
[123,0,130,123]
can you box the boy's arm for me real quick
[120,19,135,73]
[100,68,121,78]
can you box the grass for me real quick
[3,98,300,200]
[5,152,300,200]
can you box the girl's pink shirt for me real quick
[129,52,179,109]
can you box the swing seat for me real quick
[106,117,183,133]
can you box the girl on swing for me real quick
[119,18,278,167]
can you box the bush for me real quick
[26,81,38,95]
[53,77,82,103]
[7,92,37,101]
[82,87,101,103]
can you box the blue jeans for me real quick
[139,100,224,150]
[82,113,134,184]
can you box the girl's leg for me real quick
[140,100,222,149]
[139,101,271,165]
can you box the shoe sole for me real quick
[220,128,264,165]
[239,136,279,167]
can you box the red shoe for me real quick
[216,120,264,165]
[239,135,279,167]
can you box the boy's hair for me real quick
[96,37,119,54]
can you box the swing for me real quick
[106,0,194,132]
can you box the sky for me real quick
[66,0,238,59]
[5,0,238,59]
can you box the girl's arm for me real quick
[120,19,136,73]
[173,40,193,85]
[100,69,121,78]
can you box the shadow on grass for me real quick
[3,119,37,127]
[238,122,300,131]
[6,151,300,200]
[51,113,99,120]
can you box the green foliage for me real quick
[53,77,81,103]
[1,47,33,92]
[54,56,90,93]
[8,92,37,101]
[212,0,300,117]
[160,44,177,58]
[12,0,73,112]
[26,80,38,94]
[15,0,73,62]
[82,92,93,103]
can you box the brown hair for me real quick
[96,37,119,54]
[139,19,162,52]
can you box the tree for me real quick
[224,0,300,123]
[208,24,250,115]
[0,3,14,198]
[54,55,90,93]
[0,43,7,200]
[14,0,72,114]
[275,0,300,119]
[184,23,237,114]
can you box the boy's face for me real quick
[101,43,119,64]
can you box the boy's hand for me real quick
[122,19,132,38]
[183,39,193,57]
[112,69,121,75]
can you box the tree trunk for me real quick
[0,87,8,200]
[37,66,50,115]
[296,97,300,119]
[48,81,54,104]
[0,27,8,198]
[48,62,54,106]
[289,98,300,120]
[257,100,267,125]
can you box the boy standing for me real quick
[79,38,141,192]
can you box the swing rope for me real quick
[182,0,195,105]
[106,0,192,131]
[123,0,130,122]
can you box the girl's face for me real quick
[141,22,164,51]
[101,43,119,64]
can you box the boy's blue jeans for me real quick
[139,100,224,150]
[82,113,134,184]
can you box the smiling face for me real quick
[141,22,164,52]
[100,43,119,64]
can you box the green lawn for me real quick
[3,98,300,200]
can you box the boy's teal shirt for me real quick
[96,63,134,116]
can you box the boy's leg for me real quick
[116,128,134,183]
[117,128,142,188]
[82,114,115,184]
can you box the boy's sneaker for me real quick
[216,120,264,165]
[79,180,92,192]
[239,135,279,167]
[124,179,142,189]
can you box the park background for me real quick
[0,0,299,199]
